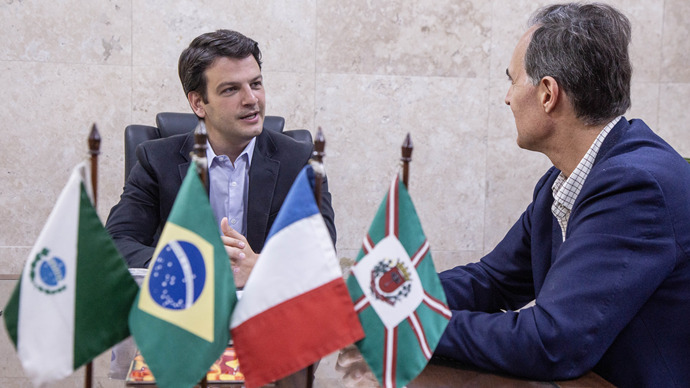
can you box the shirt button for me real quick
[231,181,238,187]
[230,218,237,225]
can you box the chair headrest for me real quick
[155,112,198,137]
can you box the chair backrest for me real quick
[124,112,312,181]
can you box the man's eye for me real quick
[251,81,263,89]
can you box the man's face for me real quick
[190,56,265,148]
[505,28,547,151]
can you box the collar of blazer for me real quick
[175,129,280,181]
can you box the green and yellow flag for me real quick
[129,164,236,388]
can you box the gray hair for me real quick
[526,3,632,125]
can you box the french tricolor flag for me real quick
[230,165,364,388]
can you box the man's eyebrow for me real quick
[215,81,238,92]
[216,75,263,90]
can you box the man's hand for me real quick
[220,217,258,288]
[335,345,379,387]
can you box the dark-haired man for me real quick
[436,3,690,386]
[106,30,335,288]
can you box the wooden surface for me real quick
[125,361,614,388]
[407,357,615,388]
[124,357,613,387]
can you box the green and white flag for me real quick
[3,161,138,387]
[129,163,236,388]
[347,174,452,388]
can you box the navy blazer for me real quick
[436,118,690,387]
[106,129,336,268]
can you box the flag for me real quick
[128,163,236,388]
[3,161,138,387]
[230,165,364,388]
[346,174,452,388]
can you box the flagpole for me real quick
[311,127,325,209]
[192,120,209,193]
[305,127,327,388]
[85,124,100,388]
[88,124,101,208]
[191,119,209,388]
[401,133,413,188]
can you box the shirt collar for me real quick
[205,136,256,168]
[551,116,621,240]
[552,116,622,210]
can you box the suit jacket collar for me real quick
[178,132,194,180]
[593,116,628,167]
[176,130,280,248]
[176,130,278,178]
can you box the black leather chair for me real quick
[124,112,311,181]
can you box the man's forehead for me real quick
[507,27,536,75]
[206,56,262,82]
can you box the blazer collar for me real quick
[176,129,280,250]
[177,129,278,179]
[593,116,628,167]
[177,132,195,180]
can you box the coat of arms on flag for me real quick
[347,174,451,388]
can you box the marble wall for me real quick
[1,0,689,386]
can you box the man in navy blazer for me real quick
[435,4,690,387]
[106,30,335,288]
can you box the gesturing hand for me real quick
[220,217,258,288]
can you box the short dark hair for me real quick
[178,29,262,103]
[526,3,632,125]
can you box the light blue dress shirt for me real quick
[206,137,256,236]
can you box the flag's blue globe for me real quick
[39,256,66,286]
[149,240,206,310]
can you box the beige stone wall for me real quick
[1,0,689,386]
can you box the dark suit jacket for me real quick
[435,118,690,387]
[106,129,336,268]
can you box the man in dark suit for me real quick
[106,30,335,288]
[435,3,690,387]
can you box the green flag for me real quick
[129,164,236,388]
[3,162,138,386]
[347,174,452,388]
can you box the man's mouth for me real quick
[239,111,259,120]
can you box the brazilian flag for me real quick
[129,164,236,388]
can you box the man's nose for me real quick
[241,85,258,105]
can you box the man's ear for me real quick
[539,76,560,114]
[188,91,206,118]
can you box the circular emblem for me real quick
[370,258,412,306]
[30,248,67,294]
[149,240,206,310]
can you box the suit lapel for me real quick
[247,131,279,250]
[177,132,195,180]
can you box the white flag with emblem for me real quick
[3,162,138,386]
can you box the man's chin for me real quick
[240,125,262,141]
